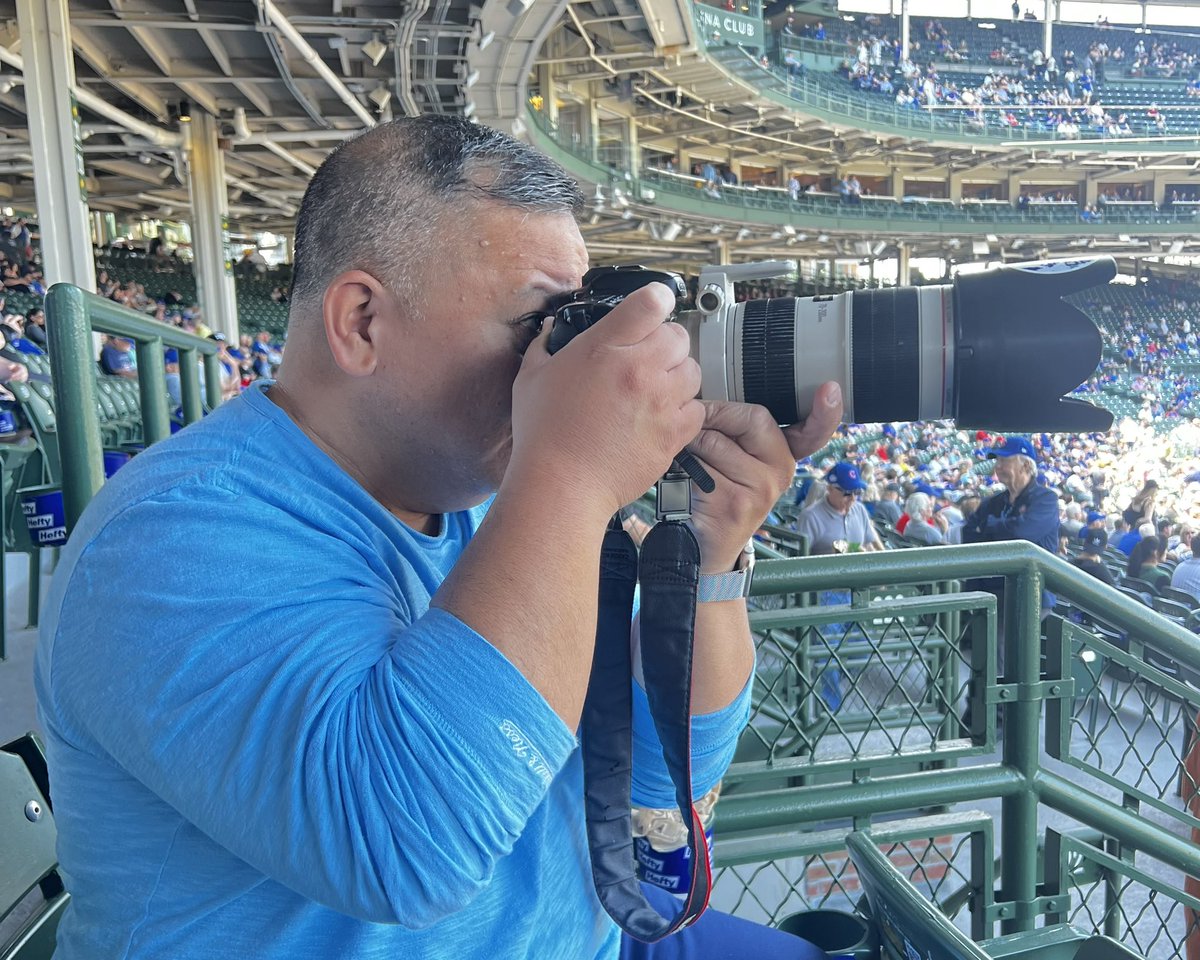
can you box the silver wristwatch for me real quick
[697,541,755,603]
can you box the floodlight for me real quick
[368,86,392,112]
[362,35,389,67]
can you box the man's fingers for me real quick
[699,401,794,466]
[581,282,677,347]
[782,381,843,461]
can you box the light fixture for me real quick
[735,227,751,241]
[1170,240,1185,255]
[710,224,723,234]
[622,209,634,220]
[463,99,477,118]
[661,222,683,242]
[362,35,389,67]
[783,224,796,235]
[465,69,481,89]
[0,79,13,95]
[477,30,495,51]
[178,100,191,123]
[368,86,392,112]
[871,240,887,256]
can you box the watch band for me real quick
[696,542,755,602]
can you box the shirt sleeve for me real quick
[629,672,753,809]
[41,489,577,929]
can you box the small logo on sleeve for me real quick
[498,719,554,788]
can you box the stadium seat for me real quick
[0,733,67,960]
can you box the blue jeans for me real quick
[619,883,828,959]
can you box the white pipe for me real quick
[0,44,182,148]
[226,174,296,214]
[262,140,317,177]
[231,107,318,178]
[256,0,376,128]
[231,107,253,142]
[243,129,358,145]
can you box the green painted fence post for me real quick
[135,337,170,445]
[177,347,204,424]
[45,283,105,532]
[1000,561,1044,935]
[203,355,223,411]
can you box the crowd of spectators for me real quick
[0,225,288,437]
[769,12,1200,141]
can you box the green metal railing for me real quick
[713,541,1200,955]
[44,283,222,530]
[527,108,1200,236]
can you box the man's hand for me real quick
[509,283,704,521]
[685,382,843,573]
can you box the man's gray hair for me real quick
[1012,454,1038,478]
[904,492,930,518]
[289,115,585,313]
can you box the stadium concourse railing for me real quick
[702,37,1199,153]
[43,283,222,530]
[712,540,1200,958]
[525,110,1200,237]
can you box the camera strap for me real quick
[580,515,711,942]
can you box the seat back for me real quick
[0,733,67,960]
[7,384,59,486]
[1160,587,1198,609]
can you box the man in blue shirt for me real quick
[36,116,840,959]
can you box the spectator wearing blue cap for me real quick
[795,462,882,555]
[961,436,1060,620]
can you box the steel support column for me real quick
[15,0,96,288]
[1043,0,1053,61]
[187,111,239,341]
[897,241,911,285]
[900,0,911,61]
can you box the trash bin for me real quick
[19,485,67,548]
[777,909,878,960]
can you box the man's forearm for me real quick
[690,599,755,714]
[433,484,612,729]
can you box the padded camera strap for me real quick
[581,518,711,942]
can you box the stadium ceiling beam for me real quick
[107,0,223,119]
[70,30,169,122]
[236,82,275,119]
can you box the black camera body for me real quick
[548,267,687,356]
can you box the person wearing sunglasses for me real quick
[796,462,884,556]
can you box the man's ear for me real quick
[321,269,392,377]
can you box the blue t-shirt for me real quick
[35,381,751,960]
